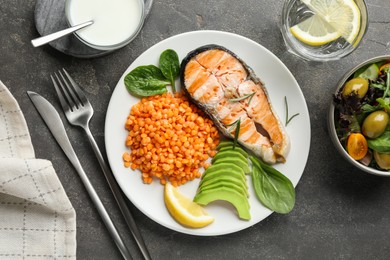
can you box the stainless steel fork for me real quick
[51,69,151,260]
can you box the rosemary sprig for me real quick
[285,96,299,126]
[228,92,256,105]
[226,118,241,149]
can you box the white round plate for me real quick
[105,30,311,236]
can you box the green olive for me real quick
[342,78,369,98]
[362,110,389,138]
[374,151,390,170]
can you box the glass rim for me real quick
[65,0,146,51]
[280,0,369,62]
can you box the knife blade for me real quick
[27,91,133,260]
[27,91,79,166]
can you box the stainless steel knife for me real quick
[27,91,133,260]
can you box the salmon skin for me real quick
[180,44,290,164]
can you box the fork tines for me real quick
[51,69,88,112]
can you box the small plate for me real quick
[105,30,311,236]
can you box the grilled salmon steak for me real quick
[180,45,290,164]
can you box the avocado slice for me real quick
[198,178,249,197]
[218,146,248,158]
[217,141,248,154]
[211,150,248,164]
[202,162,245,179]
[212,157,251,174]
[216,140,236,149]
[201,168,247,187]
[194,187,251,220]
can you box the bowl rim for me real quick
[328,55,390,176]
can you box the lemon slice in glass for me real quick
[290,14,341,46]
[164,182,214,228]
[300,0,361,44]
[290,0,361,46]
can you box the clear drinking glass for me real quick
[280,0,368,61]
[65,0,153,51]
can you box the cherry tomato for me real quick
[379,63,390,74]
[347,133,368,160]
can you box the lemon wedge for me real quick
[164,182,214,228]
[291,0,361,45]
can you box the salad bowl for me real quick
[328,55,390,176]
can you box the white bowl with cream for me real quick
[65,0,145,51]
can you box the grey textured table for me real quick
[1,0,390,259]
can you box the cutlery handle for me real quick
[27,91,132,259]
[31,21,93,47]
[71,157,133,260]
[84,127,152,260]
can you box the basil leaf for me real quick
[250,156,295,214]
[159,49,180,92]
[368,130,390,154]
[124,65,170,97]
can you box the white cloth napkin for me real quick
[0,81,76,259]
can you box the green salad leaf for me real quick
[124,65,170,97]
[353,63,380,80]
[361,98,390,115]
[250,156,295,214]
[371,82,386,91]
[368,127,390,154]
[159,49,180,93]
[383,70,390,98]
[361,103,379,113]
[377,98,390,114]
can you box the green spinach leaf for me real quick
[124,65,170,97]
[159,49,180,93]
[250,156,295,214]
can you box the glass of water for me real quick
[280,0,368,61]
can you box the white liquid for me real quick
[67,0,143,48]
